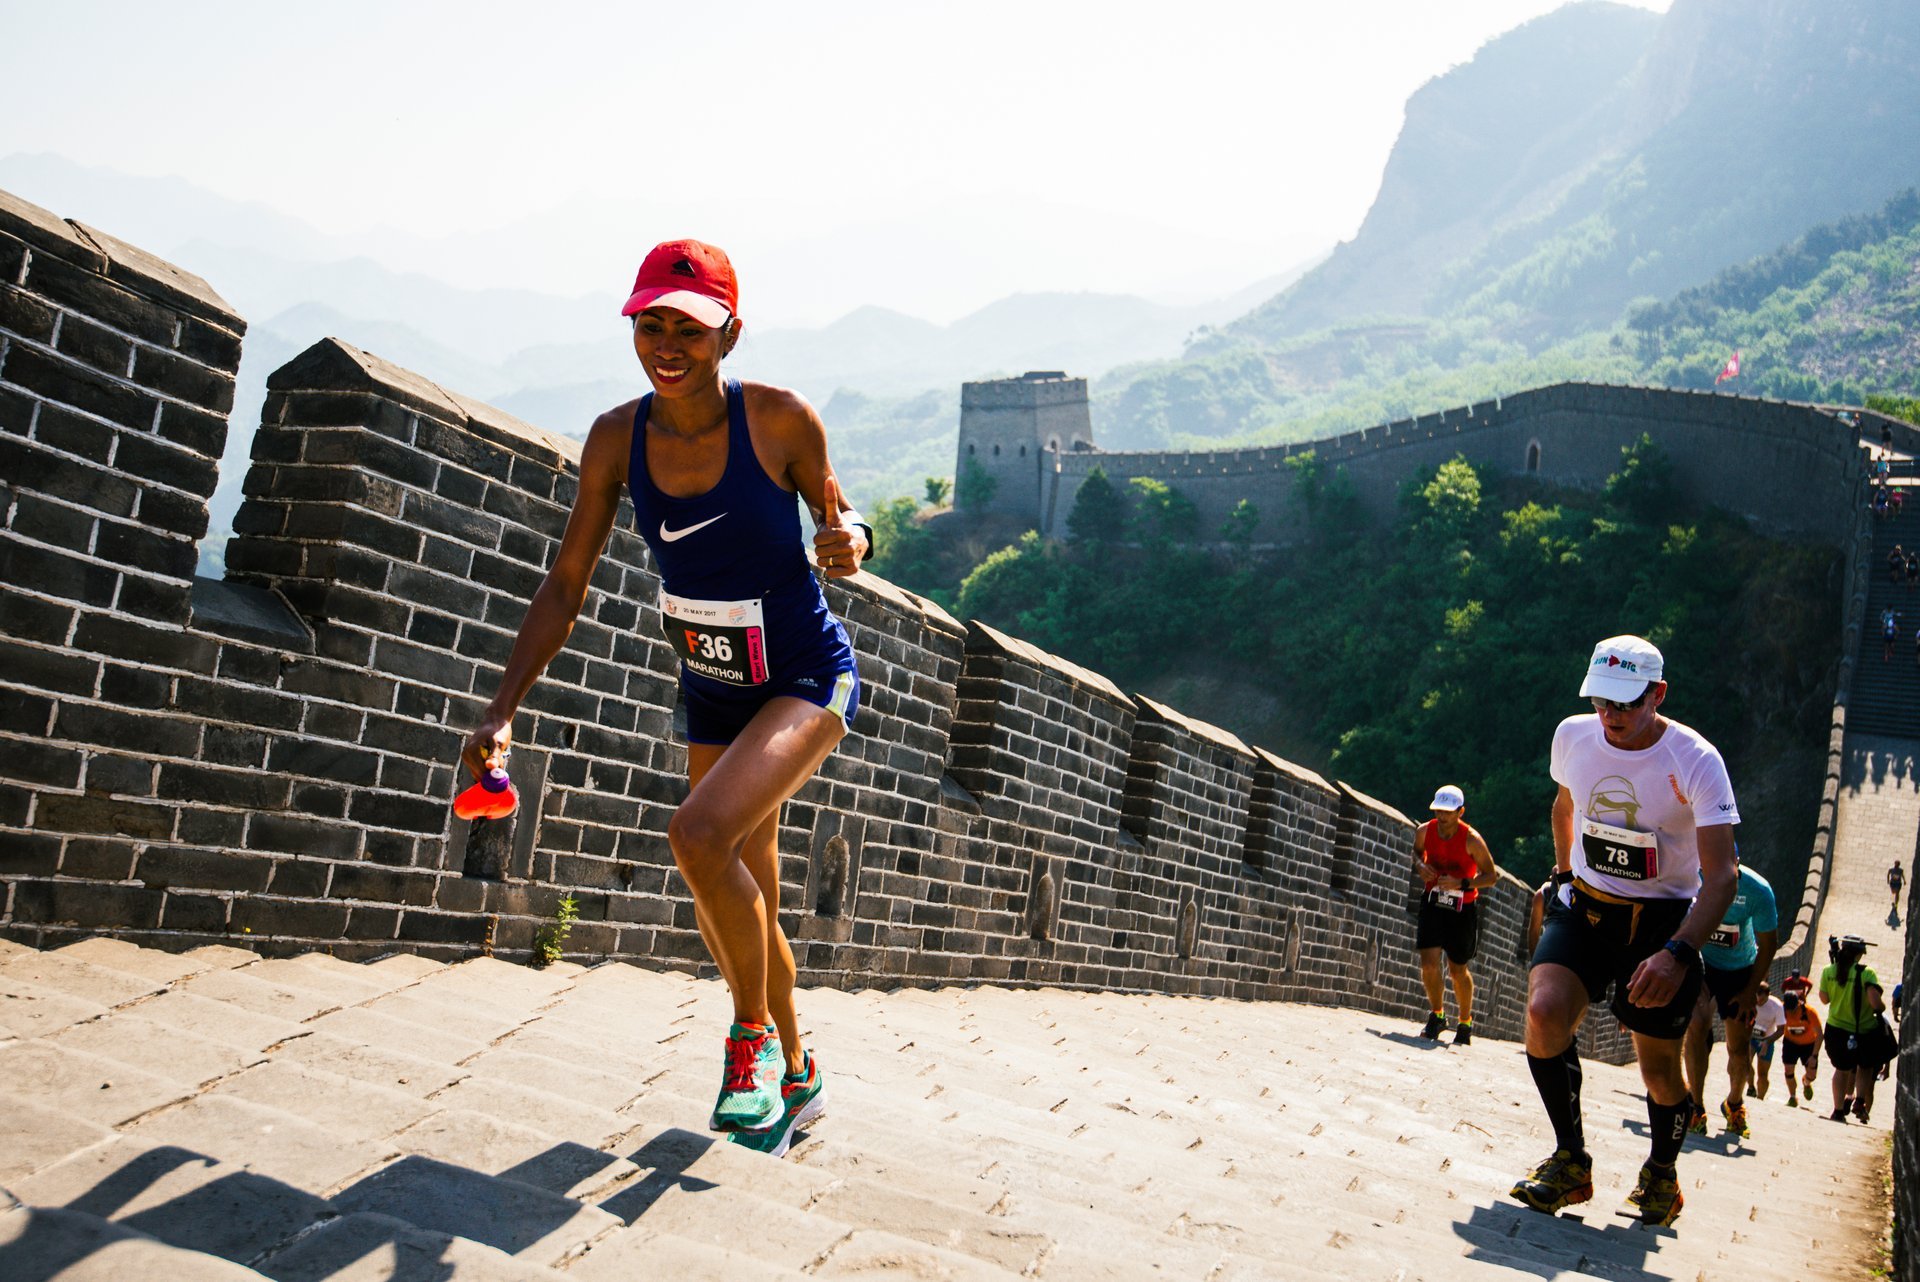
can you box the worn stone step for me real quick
[48,1012,265,1088]
[264,1028,466,1097]
[597,1121,839,1217]
[250,952,418,1000]
[252,1211,569,1282]
[53,938,253,983]
[299,1004,490,1065]
[454,1046,645,1114]
[0,1039,192,1128]
[0,1202,273,1281]
[172,966,358,1025]
[0,1094,116,1185]
[13,1139,332,1265]
[387,1107,639,1202]
[362,952,446,983]
[119,1094,396,1195]
[1,948,173,1009]
[590,1178,852,1269]
[329,1155,621,1268]
[812,1228,1029,1280]
[564,1225,813,1281]
[409,957,581,1011]
[203,1059,437,1145]
[0,976,109,1041]
[117,989,305,1056]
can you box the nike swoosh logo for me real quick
[659,513,727,543]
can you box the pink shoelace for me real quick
[722,1033,762,1092]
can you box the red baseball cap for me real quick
[620,239,738,327]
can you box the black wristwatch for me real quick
[1663,939,1700,968]
[1549,869,1574,887]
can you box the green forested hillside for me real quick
[875,441,1838,892]
[1094,187,1920,451]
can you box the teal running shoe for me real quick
[730,1050,828,1159]
[708,1022,782,1133]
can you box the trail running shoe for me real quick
[1687,1106,1709,1136]
[708,1022,782,1133]
[1420,1013,1446,1040]
[729,1050,828,1159]
[1509,1149,1594,1215]
[1632,1163,1683,1226]
[1803,1081,1814,1100]
[1828,1105,1850,1122]
[1722,1101,1750,1138]
[1787,1092,1799,1108]
[1453,1022,1473,1047]
[1852,1098,1871,1123]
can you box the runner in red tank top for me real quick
[1413,784,1497,1044]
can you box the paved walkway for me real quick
[0,937,1891,1280]
[1820,733,1917,960]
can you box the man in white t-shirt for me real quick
[1509,635,1739,1229]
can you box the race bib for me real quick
[661,590,770,686]
[1580,816,1658,882]
[1708,922,1742,950]
[1431,889,1464,910]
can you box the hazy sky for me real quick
[1,0,1673,325]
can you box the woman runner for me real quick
[462,239,870,1157]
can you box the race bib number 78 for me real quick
[1579,816,1658,882]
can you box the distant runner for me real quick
[1510,636,1738,1229]
[1779,973,1822,1108]
[1747,982,1785,1101]
[1891,860,1906,913]
[1820,935,1891,1123]
[1681,862,1778,1139]
[1412,784,1498,1046]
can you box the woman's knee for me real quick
[668,802,742,886]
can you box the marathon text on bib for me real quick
[1708,921,1742,950]
[1580,816,1659,882]
[661,590,770,686]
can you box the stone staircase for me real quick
[1850,475,1920,737]
[0,935,1892,1280]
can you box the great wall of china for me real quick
[0,186,1912,1273]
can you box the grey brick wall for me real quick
[0,186,1763,1072]
[1049,382,1863,549]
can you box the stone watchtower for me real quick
[954,371,1094,525]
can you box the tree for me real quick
[866,496,940,595]
[1066,466,1126,546]
[1220,498,1260,553]
[958,456,998,510]
[1603,433,1677,521]
[1127,476,1199,546]
[923,476,952,507]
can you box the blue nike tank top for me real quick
[627,379,843,680]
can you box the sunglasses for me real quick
[1590,690,1650,713]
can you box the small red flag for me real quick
[1714,350,1741,384]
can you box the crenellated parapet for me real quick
[1046,380,1869,548]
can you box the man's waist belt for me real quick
[1571,878,1651,937]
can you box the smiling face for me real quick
[632,306,736,398]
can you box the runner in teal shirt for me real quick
[1702,864,1778,970]
[1683,863,1779,1138]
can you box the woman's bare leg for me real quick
[675,697,843,1028]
